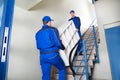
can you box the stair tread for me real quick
[68,67,91,75]
[54,74,86,80]
[73,60,94,68]
[74,54,95,61]
[79,47,96,55]
[54,66,91,76]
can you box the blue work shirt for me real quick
[35,25,65,53]
[69,16,81,30]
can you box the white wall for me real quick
[30,0,96,33]
[92,0,120,80]
[8,7,42,80]
[8,0,96,80]
[95,0,120,28]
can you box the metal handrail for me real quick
[82,18,96,37]
[68,32,95,80]
[68,19,99,80]
[69,40,80,76]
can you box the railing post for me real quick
[92,25,100,63]
[83,40,89,80]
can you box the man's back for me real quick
[36,25,55,49]
[35,25,65,52]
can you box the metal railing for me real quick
[69,25,100,80]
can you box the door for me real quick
[105,26,120,80]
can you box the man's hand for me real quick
[75,29,78,32]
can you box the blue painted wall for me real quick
[105,26,120,80]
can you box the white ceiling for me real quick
[15,0,42,10]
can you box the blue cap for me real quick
[42,16,54,22]
[70,10,75,13]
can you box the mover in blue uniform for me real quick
[69,10,83,53]
[35,16,66,80]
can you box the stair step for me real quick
[72,67,91,76]
[79,48,96,55]
[87,46,94,50]
[83,47,96,55]
[74,54,95,61]
[80,51,96,56]
[73,60,94,68]
[83,35,94,39]
[54,66,91,76]
[54,74,86,80]
[86,40,94,44]
[86,42,94,46]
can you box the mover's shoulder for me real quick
[49,26,58,32]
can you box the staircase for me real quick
[51,21,100,80]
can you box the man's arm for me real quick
[75,17,81,30]
[68,18,72,21]
[52,28,65,50]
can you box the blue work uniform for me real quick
[35,25,66,80]
[69,16,83,53]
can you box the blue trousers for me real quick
[78,31,83,53]
[40,53,66,80]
